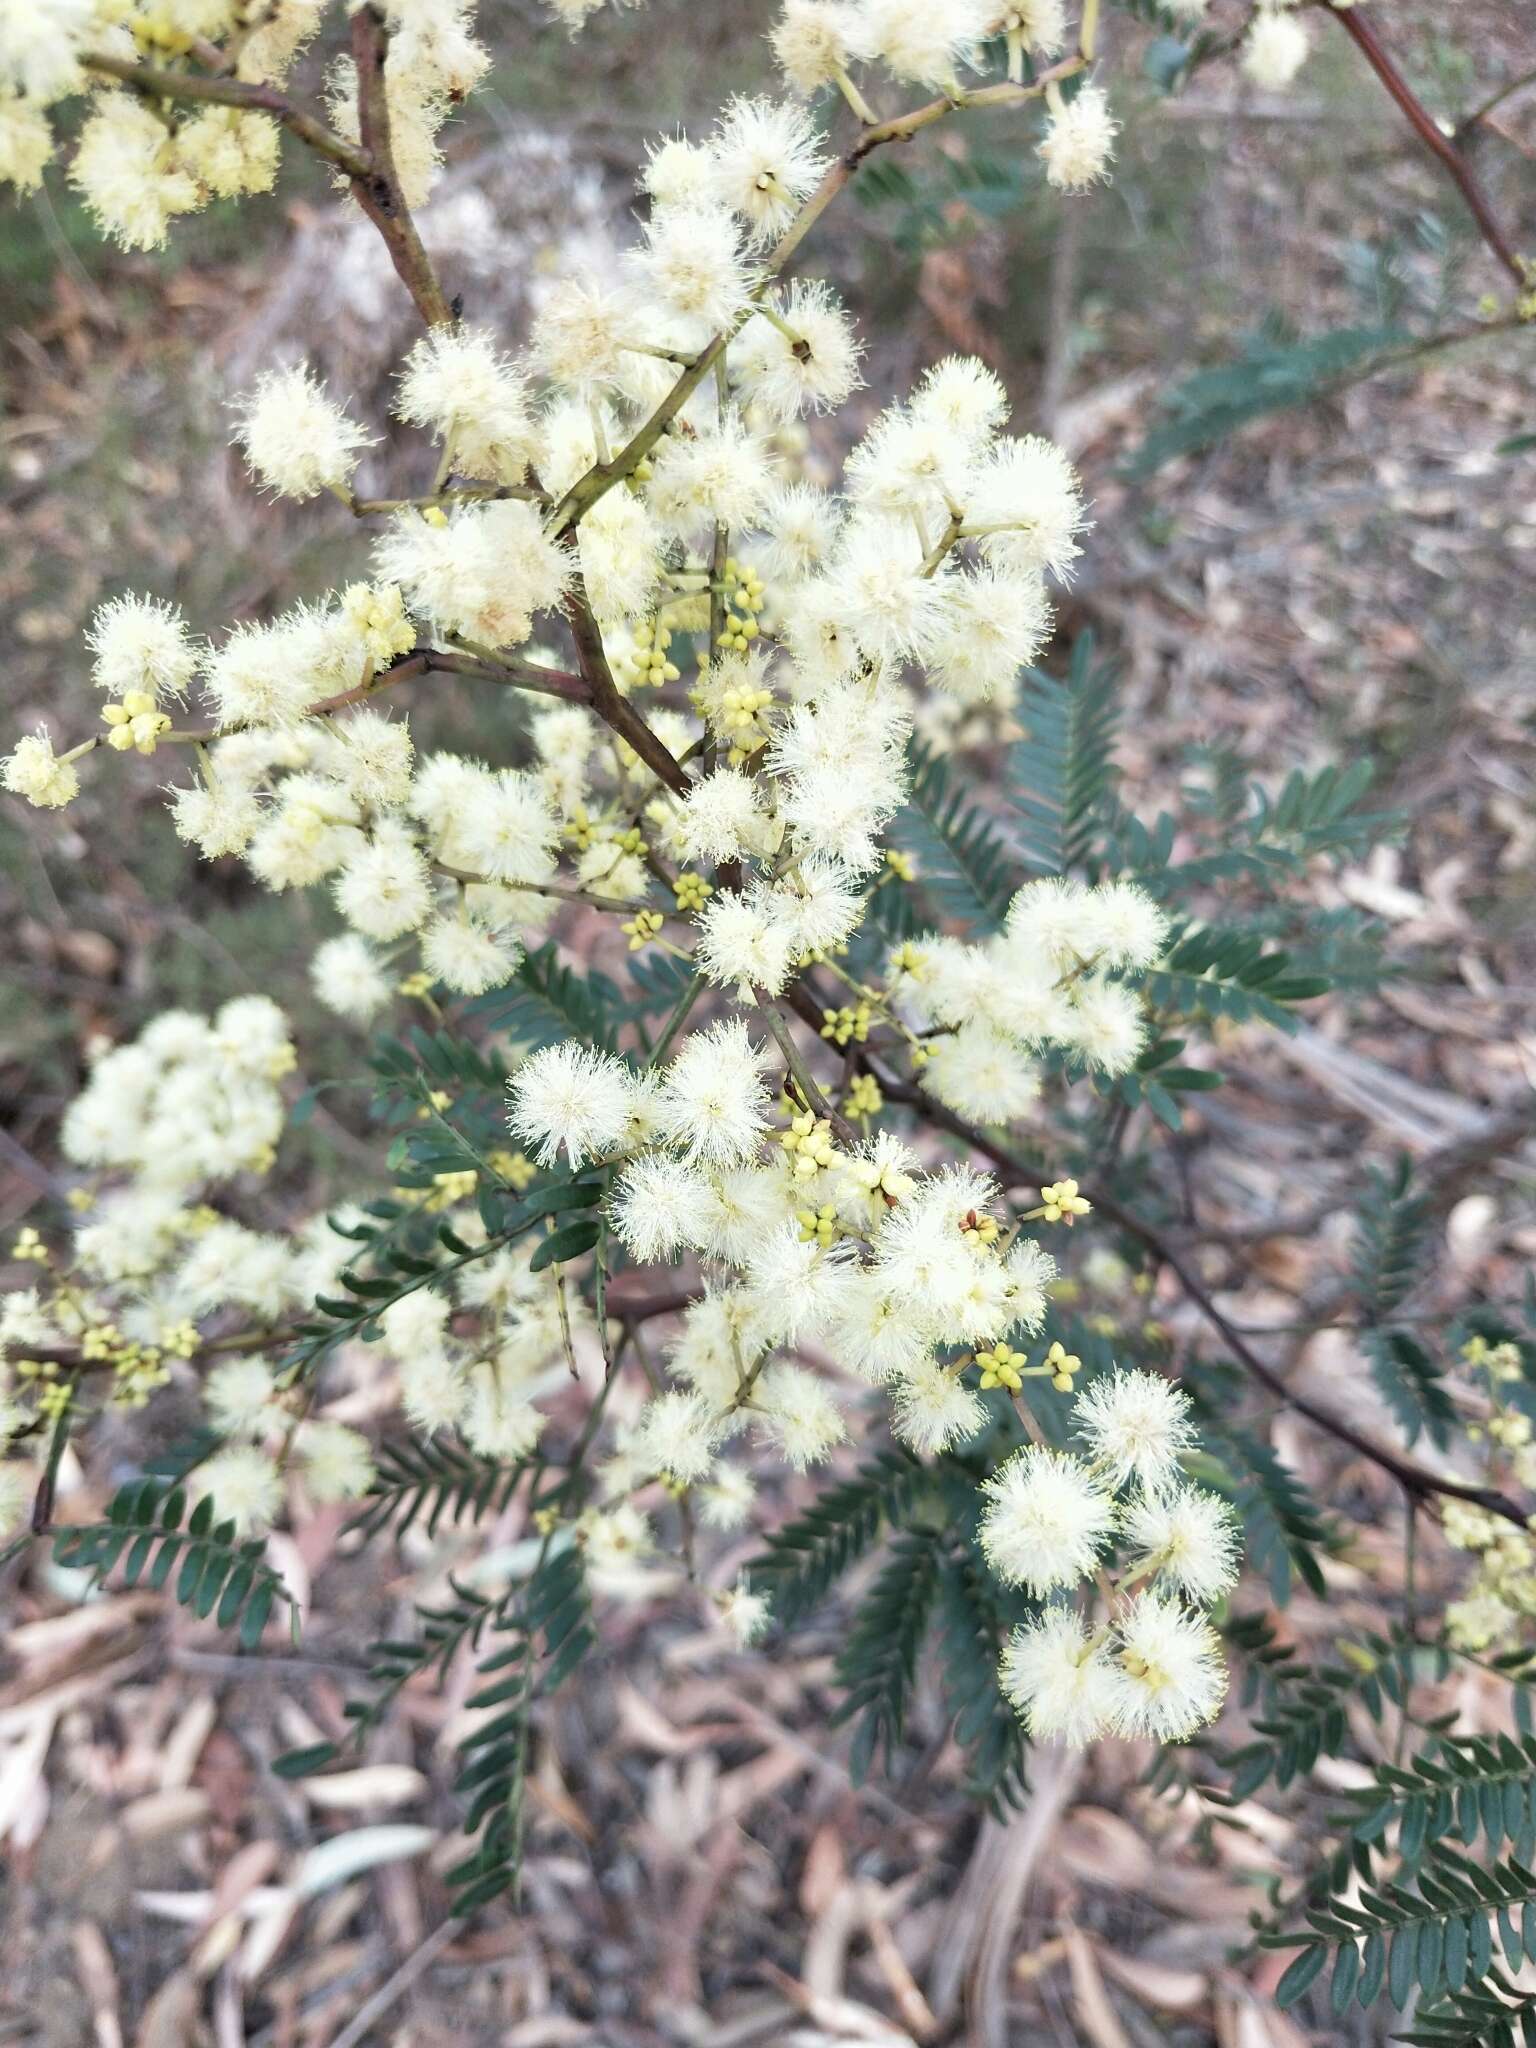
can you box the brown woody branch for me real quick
[562,575,692,797]
[869,1063,1532,1533]
[348,6,455,328]
[82,50,373,178]
[551,56,1087,536]
[85,19,454,329]
[1331,6,1526,284]
[421,646,590,704]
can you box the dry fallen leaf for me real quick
[300,1765,427,1812]
[1063,1922,1135,2048]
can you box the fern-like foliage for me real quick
[372,1025,509,1116]
[449,1541,595,1912]
[1141,924,1331,1030]
[1127,319,1411,476]
[287,1172,605,1374]
[1111,756,1396,891]
[853,146,1036,257]
[1344,1734,1536,1869]
[466,940,625,1055]
[1397,1973,1536,2047]
[348,1438,530,1542]
[1185,1371,1337,1600]
[1218,1620,1421,1802]
[893,738,1019,933]
[832,1528,944,1780]
[1269,1844,1536,2016]
[934,1547,1031,1812]
[1109,1030,1225,1134]
[1008,633,1122,876]
[54,1478,289,1648]
[276,1541,595,1915]
[1352,1160,1456,1448]
[275,1574,505,1780]
[750,1451,923,1627]
[1354,1157,1431,1320]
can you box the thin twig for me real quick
[348,6,456,327]
[422,645,590,703]
[1331,6,1526,283]
[760,1000,858,1147]
[324,1916,466,2048]
[871,1064,1532,1531]
[562,571,691,796]
[81,50,372,178]
[550,57,1086,537]
[1454,61,1536,145]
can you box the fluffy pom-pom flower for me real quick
[420,912,520,995]
[233,363,374,501]
[977,1444,1115,1594]
[657,1018,772,1167]
[311,933,392,1022]
[1079,879,1168,970]
[296,1420,376,1504]
[1073,1368,1196,1491]
[1119,1484,1242,1608]
[1109,1590,1229,1739]
[1242,6,1310,90]
[626,204,758,333]
[609,1154,715,1262]
[695,886,798,997]
[508,1041,640,1169]
[1001,1605,1119,1743]
[86,595,197,703]
[3,730,78,809]
[771,0,876,94]
[890,1354,987,1455]
[374,502,572,649]
[1038,82,1119,193]
[332,823,433,940]
[735,279,864,421]
[195,1445,283,1535]
[967,433,1087,584]
[70,93,201,251]
[751,1361,846,1469]
[636,1390,722,1483]
[394,324,537,483]
[861,0,993,88]
[203,1355,279,1439]
[707,94,830,245]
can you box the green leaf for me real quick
[831,1530,944,1781]
[891,737,1020,931]
[272,1742,341,1780]
[52,1480,289,1650]
[1008,633,1122,876]
[467,942,624,1055]
[1275,1944,1327,2007]
[751,1453,924,1628]
[529,1218,603,1272]
[1128,319,1410,475]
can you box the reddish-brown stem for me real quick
[1332,7,1525,284]
[869,1063,1531,1533]
[422,647,590,703]
[82,51,373,178]
[156,646,585,746]
[561,574,692,797]
[348,6,456,328]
